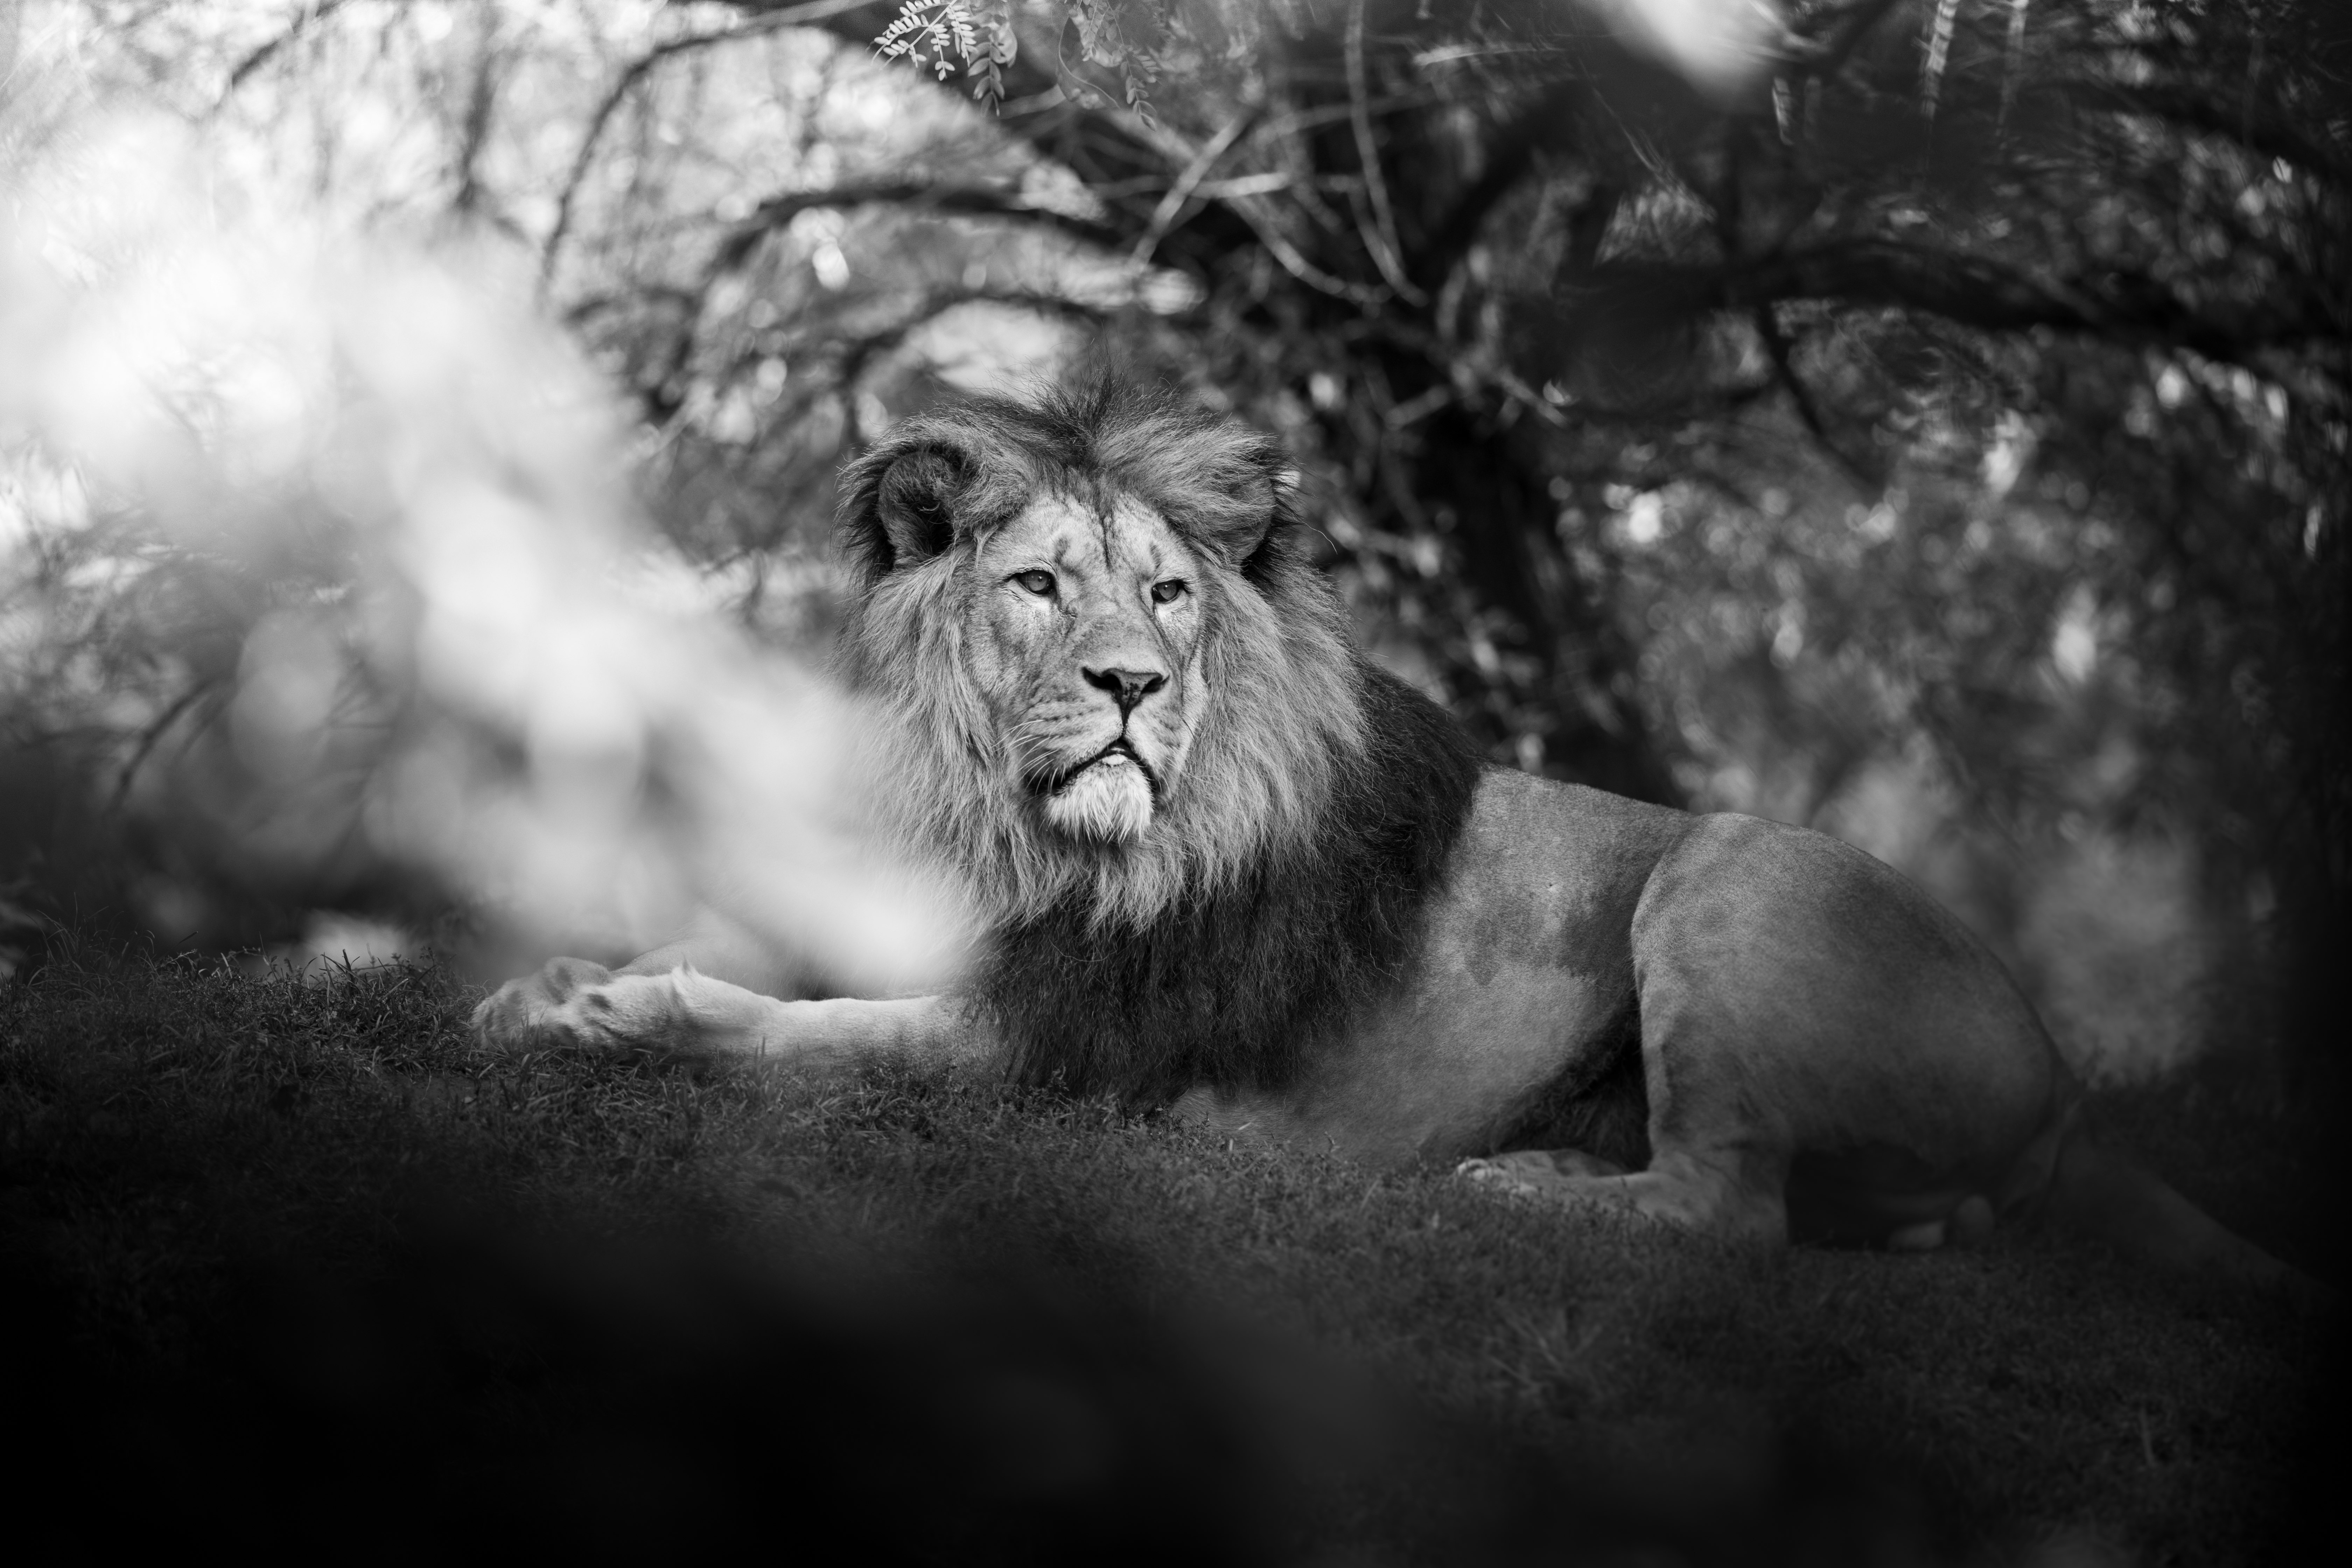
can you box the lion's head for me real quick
[836,374,1486,1097]
[836,375,1366,930]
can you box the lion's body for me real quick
[475,376,2312,1296]
[1178,769,2068,1250]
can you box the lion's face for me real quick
[836,377,1366,927]
[968,492,1208,845]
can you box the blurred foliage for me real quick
[1,1,2345,1072]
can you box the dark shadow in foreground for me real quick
[0,1192,2080,1567]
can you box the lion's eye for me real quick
[1013,570,1056,596]
[1150,579,1188,605]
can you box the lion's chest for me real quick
[1174,951,1625,1164]
[1300,906,1632,1164]
[1176,772,1671,1167]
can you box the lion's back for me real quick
[1446,769,1692,944]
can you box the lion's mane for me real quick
[837,374,1484,1101]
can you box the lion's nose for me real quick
[1083,665,1168,714]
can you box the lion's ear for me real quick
[873,444,971,566]
[1190,448,1297,571]
[840,436,981,579]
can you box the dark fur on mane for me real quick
[975,663,1487,1103]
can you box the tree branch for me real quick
[214,0,354,104]
[709,181,1130,274]
[1787,0,1908,82]
[832,286,1112,448]
[768,1,1177,190]
[1347,0,1424,304]
[754,2,1395,294]
[1088,101,1394,305]
[1128,106,1260,270]
[112,679,222,808]
[1750,304,1875,488]
[2064,79,2352,189]
[1410,79,1583,297]
[540,0,880,291]
[1594,240,2338,365]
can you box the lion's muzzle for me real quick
[1042,741,1158,842]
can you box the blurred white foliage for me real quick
[0,108,968,991]
[1591,0,1783,94]
[280,912,422,978]
[2049,587,2099,684]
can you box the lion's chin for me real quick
[1043,754,1156,844]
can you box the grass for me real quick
[1,949,2337,1564]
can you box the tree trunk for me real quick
[1401,402,1683,804]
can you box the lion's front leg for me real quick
[1457,1148,1791,1247]
[471,962,971,1073]
[472,962,783,1057]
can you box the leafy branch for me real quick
[873,0,1020,112]
[873,0,1167,122]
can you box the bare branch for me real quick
[1260,91,1434,141]
[539,0,880,291]
[1787,0,1908,82]
[1101,104,1393,306]
[1596,240,2340,366]
[112,679,221,808]
[762,5,1433,301]
[1751,304,1876,488]
[215,0,354,104]
[1356,320,1573,431]
[708,181,1129,275]
[1411,80,1582,298]
[1347,0,1424,304]
[2065,79,2352,188]
[451,16,501,219]
[1244,219,1392,307]
[833,285,1113,449]
[1128,106,1260,270]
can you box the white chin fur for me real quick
[1044,756,1155,842]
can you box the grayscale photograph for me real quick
[1,2,2342,1561]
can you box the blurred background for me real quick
[0,0,2344,1094]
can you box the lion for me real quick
[474,374,2314,1297]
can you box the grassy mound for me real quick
[1,952,2333,1564]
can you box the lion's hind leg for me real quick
[1785,1147,2003,1252]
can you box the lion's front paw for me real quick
[471,957,631,1052]
[1456,1153,1548,1197]
[1456,1149,1628,1197]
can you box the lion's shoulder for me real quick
[1402,770,1688,992]
[1456,770,1690,863]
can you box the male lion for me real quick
[475,376,2306,1293]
